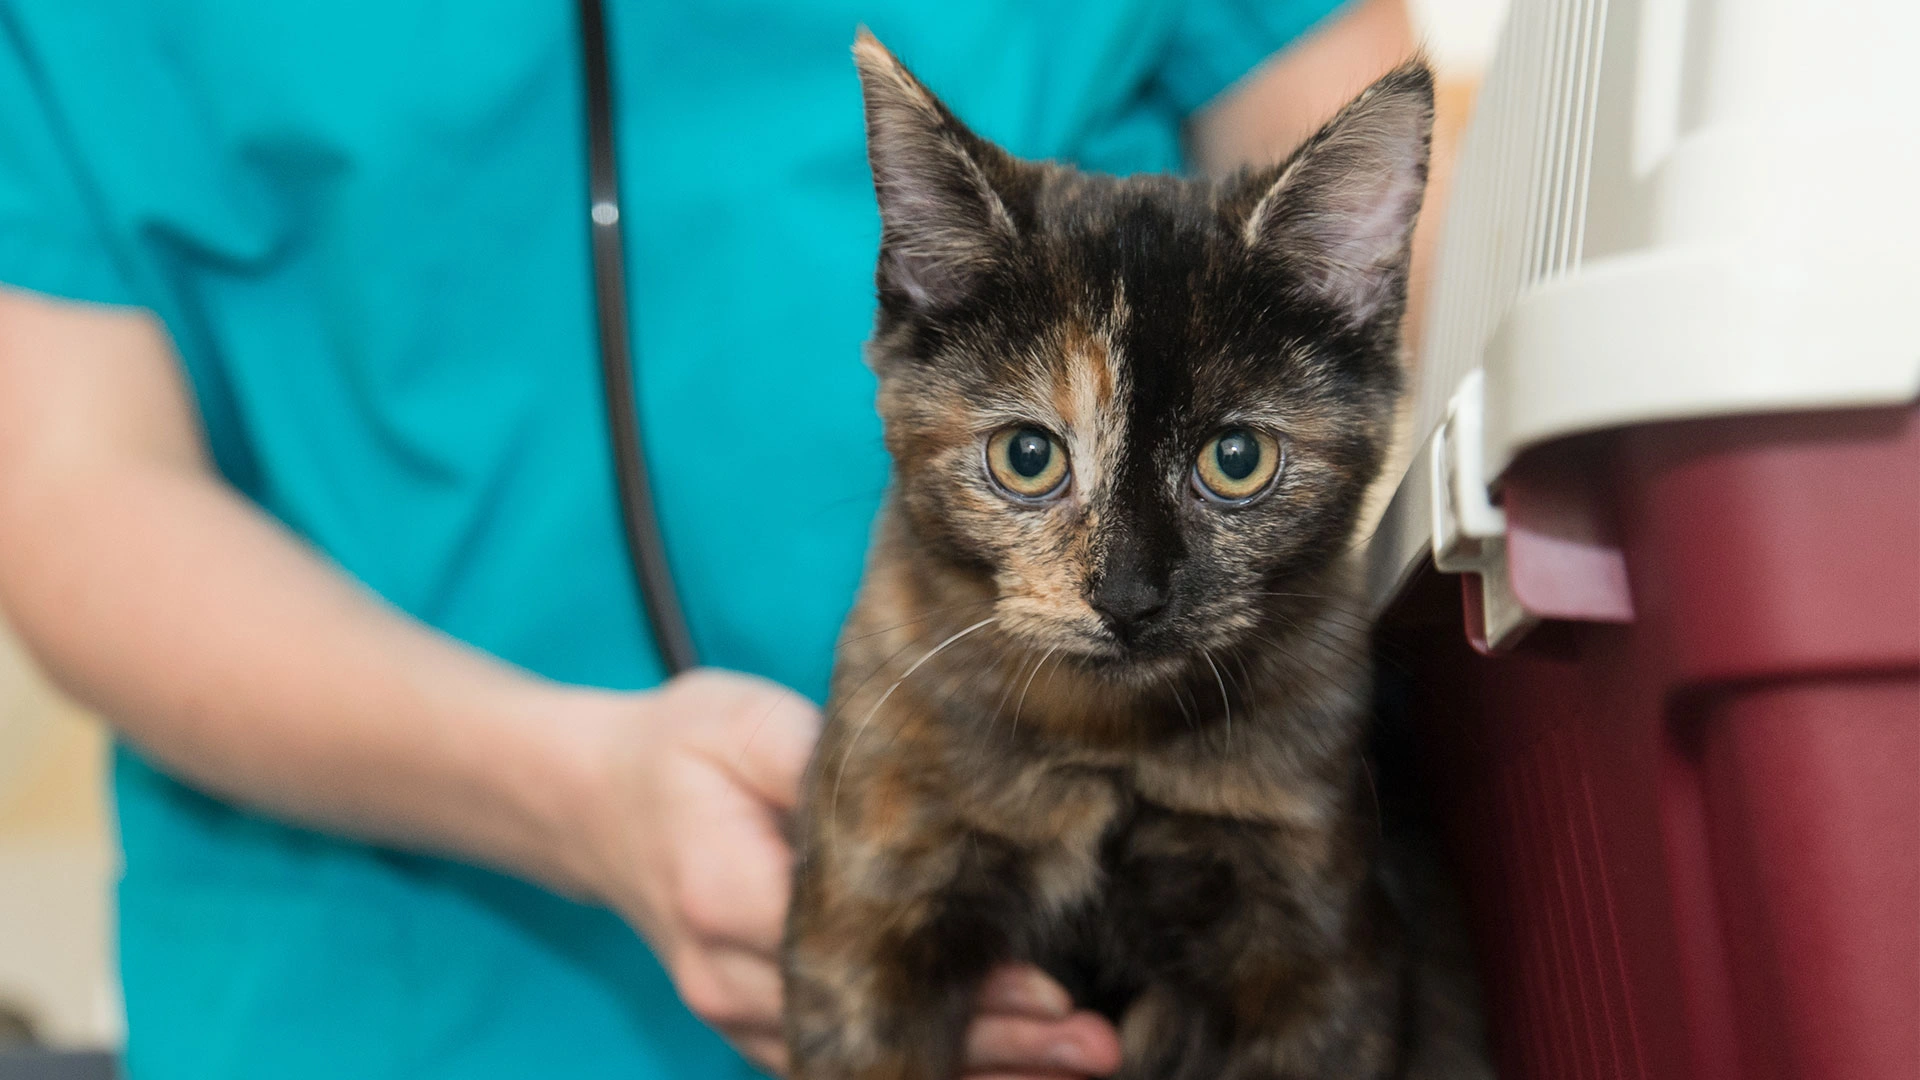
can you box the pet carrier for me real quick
[1366,1,1920,1078]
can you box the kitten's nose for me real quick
[1090,575,1169,636]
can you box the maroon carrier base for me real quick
[1376,405,1919,1080]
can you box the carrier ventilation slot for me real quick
[1411,0,1610,450]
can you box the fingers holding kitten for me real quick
[968,966,1122,1078]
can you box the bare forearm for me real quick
[0,423,610,897]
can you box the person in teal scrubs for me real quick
[0,1,1417,1075]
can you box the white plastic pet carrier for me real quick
[1365,2,1918,1079]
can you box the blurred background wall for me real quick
[0,0,1508,1054]
[0,618,120,1049]
[1416,0,1509,70]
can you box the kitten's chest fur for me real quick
[916,682,1373,1010]
[964,756,1346,1020]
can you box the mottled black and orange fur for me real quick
[782,32,1490,1080]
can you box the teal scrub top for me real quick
[0,1,1345,1075]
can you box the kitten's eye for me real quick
[986,425,1070,501]
[1193,427,1282,504]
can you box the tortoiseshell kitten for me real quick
[783,32,1490,1080]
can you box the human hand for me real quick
[571,668,1121,1076]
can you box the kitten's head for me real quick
[854,32,1432,682]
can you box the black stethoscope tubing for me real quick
[577,0,700,675]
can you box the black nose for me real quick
[1090,575,1169,637]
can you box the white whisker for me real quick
[830,616,998,825]
[1010,644,1060,743]
[1204,649,1232,745]
[981,649,1034,746]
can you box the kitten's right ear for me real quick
[853,30,1019,310]
[1239,61,1435,325]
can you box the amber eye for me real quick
[1193,427,1281,504]
[986,426,1070,501]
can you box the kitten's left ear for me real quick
[1239,61,1435,324]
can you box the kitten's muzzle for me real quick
[1089,574,1169,643]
